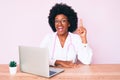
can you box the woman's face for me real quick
[55,14,70,36]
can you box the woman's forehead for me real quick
[55,14,68,19]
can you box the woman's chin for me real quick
[57,31,64,35]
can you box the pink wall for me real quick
[0,0,120,64]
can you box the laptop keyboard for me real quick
[49,70,56,76]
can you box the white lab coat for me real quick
[40,32,93,66]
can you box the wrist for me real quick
[81,37,87,44]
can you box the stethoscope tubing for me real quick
[51,33,77,61]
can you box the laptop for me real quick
[19,46,64,78]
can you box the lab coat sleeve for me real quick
[49,58,56,66]
[76,37,93,64]
[40,34,56,66]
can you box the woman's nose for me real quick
[57,21,62,26]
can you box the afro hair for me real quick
[48,3,78,32]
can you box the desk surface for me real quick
[0,64,120,80]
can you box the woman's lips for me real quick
[57,27,63,32]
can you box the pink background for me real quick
[0,0,120,64]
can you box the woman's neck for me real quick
[57,32,68,48]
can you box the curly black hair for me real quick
[48,3,78,32]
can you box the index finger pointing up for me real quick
[79,19,83,27]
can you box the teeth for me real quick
[58,27,62,29]
[58,27,63,31]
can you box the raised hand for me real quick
[76,19,87,43]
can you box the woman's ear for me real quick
[68,24,70,27]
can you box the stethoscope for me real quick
[51,32,77,62]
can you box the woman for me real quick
[40,3,93,68]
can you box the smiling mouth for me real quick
[57,27,63,32]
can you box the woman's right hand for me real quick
[55,60,78,68]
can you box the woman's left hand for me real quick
[76,19,87,44]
